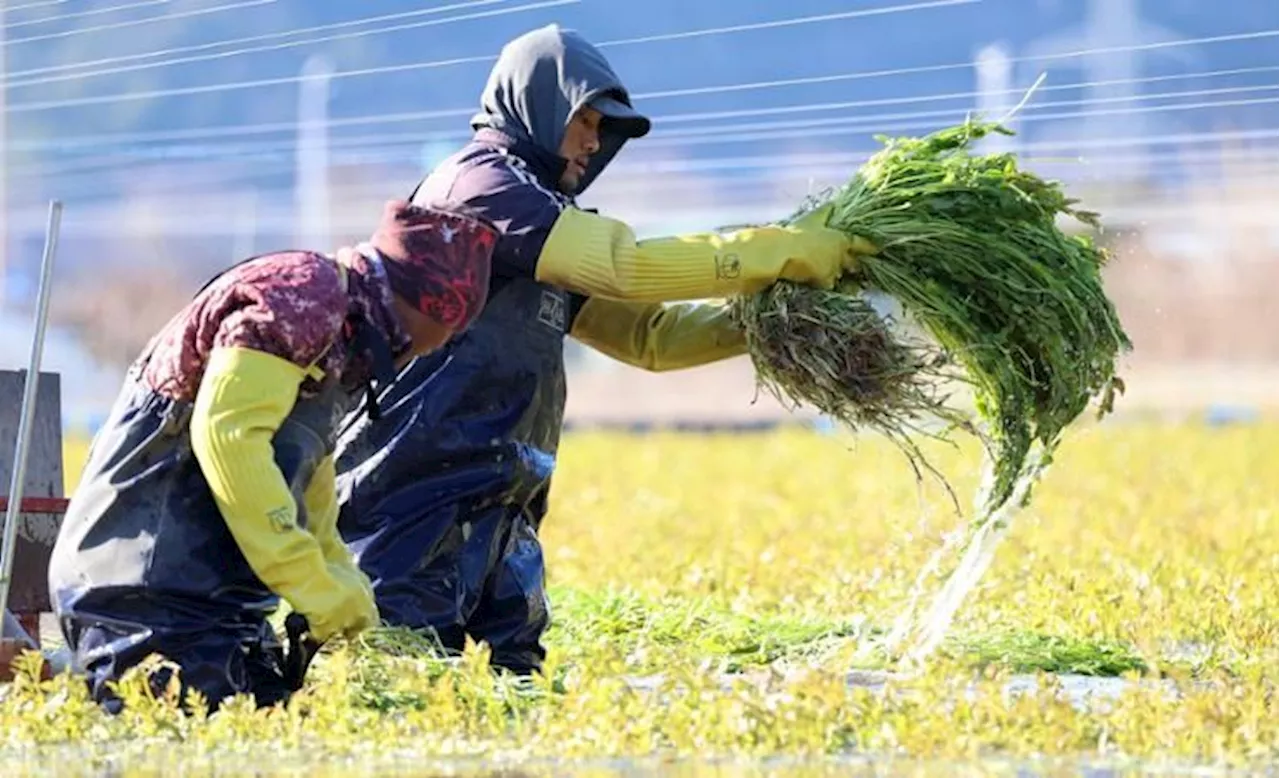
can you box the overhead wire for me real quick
[5,0,507,80]
[13,77,1274,166]
[3,0,72,13]
[8,5,1271,96]
[17,162,1275,238]
[7,0,278,47]
[11,62,1277,152]
[4,24,1271,112]
[2,0,173,31]
[1,7,1272,231]
[18,115,1278,186]
[3,0,971,85]
[1,0,998,109]
[3,0,573,89]
[9,132,1275,234]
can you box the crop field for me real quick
[0,418,1275,776]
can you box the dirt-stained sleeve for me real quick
[210,255,348,368]
[141,252,349,402]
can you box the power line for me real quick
[107,158,1280,212]
[0,30,1264,186]
[3,0,70,13]
[4,0,171,31]
[16,98,1276,183]
[3,0,969,85]
[7,0,276,47]
[9,126,1278,228]
[14,122,1277,212]
[143,144,1280,187]
[603,148,1280,182]
[6,0,508,80]
[5,20,1272,112]
[639,31,1280,101]
[310,88,1280,152]
[596,0,978,47]
[4,0,572,89]
[1,0,988,110]
[2,17,1274,185]
[14,95,1277,188]
[12,63,1276,151]
[15,76,1274,161]
[15,164,1276,236]
[639,97,1280,150]
[656,83,1278,126]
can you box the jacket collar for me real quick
[473,128,568,194]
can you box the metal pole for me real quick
[232,185,258,262]
[974,43,1013,155]
[0,200,62,620]
[296,54,332,250]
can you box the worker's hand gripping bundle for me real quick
[729,119,1133,664]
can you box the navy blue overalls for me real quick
[334,251,581,675]
[332,23,652,674]
[48,257,386,712]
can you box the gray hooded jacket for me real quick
[411,23,651,281]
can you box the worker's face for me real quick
[558,105,603,193]
[391,296,454,366]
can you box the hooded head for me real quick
[471,24,651,195]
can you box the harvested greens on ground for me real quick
[728,118,1132,666]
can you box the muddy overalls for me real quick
[333,265,579,675]
[48,260,384,712]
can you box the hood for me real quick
[471,23,651,195]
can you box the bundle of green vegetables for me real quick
[730,118,1131,517]
[729,117,1132,667]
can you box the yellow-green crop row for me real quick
[1,420,1272,775]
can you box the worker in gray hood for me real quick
[332,23,873,674]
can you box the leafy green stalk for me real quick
[731,118,1132,516]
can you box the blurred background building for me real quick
[0,0,1275,433]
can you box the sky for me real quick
[3,0,1275,200]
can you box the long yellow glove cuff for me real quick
[304,455,377,605]
[191,347,376,642]
[535,207,874,303]
[569,297,747,372]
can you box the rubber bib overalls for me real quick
[334,272,577,674]
[49,261,373,711]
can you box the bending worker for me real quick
[48,200,498,712]
[332,24,876,674]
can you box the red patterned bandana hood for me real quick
[367,199,499,332]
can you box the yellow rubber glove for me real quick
[304,455,378,609]
[534,204,876,303]
[190,346,377,643]
[569,297,747,372]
